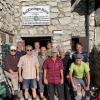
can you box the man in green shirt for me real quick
[69,54,90,100]
[46,41,52,57]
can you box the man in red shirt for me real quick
[44,47,64,100]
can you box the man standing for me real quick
[46,41,52,57]
[38,47,47,100]
[4,45,19,95]
[18,45,39,100]
[32,41,40,56]
[72,43,89,63]
[59,49,71,100]
[44,48,64,100]
[16,41,26,58]
[69,54,90,100]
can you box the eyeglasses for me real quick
[10,50,16,52]
[26,49,32,52]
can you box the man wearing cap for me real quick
[4,45,19,95]
[44,47,64,100]
[69,54,90,100]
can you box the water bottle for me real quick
[76,84,82,99]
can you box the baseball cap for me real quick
[75,54,82,59]
[52,48,58,53]
[10,45,16,50]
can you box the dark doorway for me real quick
[21,36,51,49]
[72,36,88,52]
[72,37,79,51]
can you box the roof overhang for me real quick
[71,0,81,11]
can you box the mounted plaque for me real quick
[22,6,50,25]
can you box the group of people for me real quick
[3,41,90,100]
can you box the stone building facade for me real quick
[0,0,97,53]
[13,0,96,52]
[0,0,15,60]
[95,0,100,46]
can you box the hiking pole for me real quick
[0,64,13,97]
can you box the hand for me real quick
[66,75,69,79]
[12,73,17,78]
[9,69,14,74]
[73,84,77,90]
[44,78,48,85]
[61,79,64,84]
[19,76,23,82]
[86,86,89,90]
[37,75,39,82]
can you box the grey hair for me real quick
[26,45,33,50]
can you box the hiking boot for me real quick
[40,97,44,100]
[32,98,37,100]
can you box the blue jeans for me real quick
[23,79,37,89]
[38,73,44,92]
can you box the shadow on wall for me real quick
[71,0,87,15]
[71,0,100,15]
[89,45,100,87]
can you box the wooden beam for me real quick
[0,29,14,36]
[71,0,81,11]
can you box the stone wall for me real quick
[89,0,95,52]
[14,0,90,51]
[71,0,86,37]
[95,4,100,45]
[12,0,96,52]
[14,0,71,51]
[0,0,14,33]
[0,0,15,60]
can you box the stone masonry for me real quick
[0,0,15,60]
[13,0,93,52]
[0,0,14,33]
[0,0,96,52]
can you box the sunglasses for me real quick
[10,50,16,52]
[26,49,32,51]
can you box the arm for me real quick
[44,69,48,84]
[69,70,75,88]
[43,60,48,84]
[18,67,23,82]
[60,69,64,84]
[36,63,40,81]
[86,71,90,89]
[84,63,90,89]
[18,57,23,82]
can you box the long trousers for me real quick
[47,83,64,100]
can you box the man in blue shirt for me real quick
[16,41,26,58]
[72,43,89,63]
